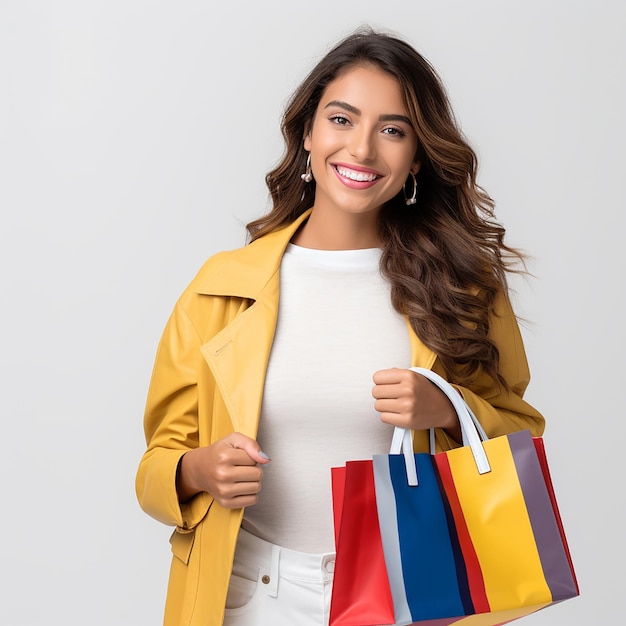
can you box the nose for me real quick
[348,126,376,162]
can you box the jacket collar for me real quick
[194,210,311,300]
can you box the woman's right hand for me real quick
[176,433,271,509]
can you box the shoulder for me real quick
[179,243,261,304]
[183,211,311,300]
[193,244,253,284]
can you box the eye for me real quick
[329,114,351,126]
[382,126,406,137]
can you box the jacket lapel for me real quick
[199,213,310,436]
[200,275,280,437]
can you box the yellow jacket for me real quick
[136,211,545,626]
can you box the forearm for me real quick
[454,384,545,438]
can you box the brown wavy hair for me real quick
[247,27,524,388]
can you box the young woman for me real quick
[136,27,544,626]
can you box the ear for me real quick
[303,119,313,151]
[411,160,422,176]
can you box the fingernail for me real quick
[259,451,271,461]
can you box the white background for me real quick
[1,1,624,624]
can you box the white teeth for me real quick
[336,166,378,182]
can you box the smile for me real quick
[334,165,380,182]
[332,163,383,189]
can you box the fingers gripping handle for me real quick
[411,367,491,476]
[389,368,491,486]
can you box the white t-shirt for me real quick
[242,243,412,553]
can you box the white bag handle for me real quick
[389,368,491,486]
[390,426,419,486]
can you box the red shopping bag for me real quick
[330,459,395,626]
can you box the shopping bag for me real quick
[330,367,578,626]
[330,459,396,625]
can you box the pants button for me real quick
[325,560,335,573]
[261,575,270,584]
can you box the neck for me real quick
[291,206,381,250]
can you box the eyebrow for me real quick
[324,100,413,126]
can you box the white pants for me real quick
[223,528,336,626]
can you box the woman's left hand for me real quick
[372,368,460,438]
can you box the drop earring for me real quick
[301,154,313,183]
[403,172,418,205]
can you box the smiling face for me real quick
[304,64,421,222]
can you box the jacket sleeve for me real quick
[135,300,213,531]
[434,290,545,451]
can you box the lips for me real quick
[334,165,379,182]
[332,163,383,188]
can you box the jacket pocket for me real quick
[170,528,195,565]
